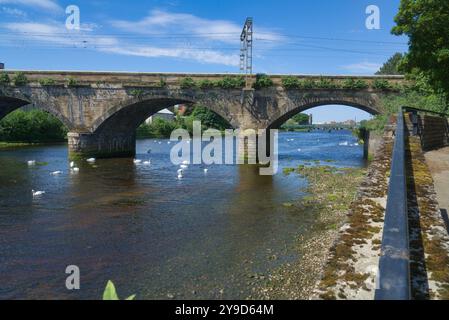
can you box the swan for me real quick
[177,173,183,179]
[133,159,142,164]
[87,158,96,163]
[177,169,184,174]
[32,190,45,197]
[180,165,188,169]
[204,168,208,173]
[50,171,63,176]
[71,167,80,173]
[143,160,151,165]
[182,160,189,165]
[27,160,36,166]
[70,161,75,168]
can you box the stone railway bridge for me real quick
[0,71,405,158]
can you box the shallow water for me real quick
[0,130,364,299]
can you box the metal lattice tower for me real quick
[240,18,253,87]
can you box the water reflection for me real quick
[0,130,363,299]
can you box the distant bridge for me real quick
[0,71,405,159]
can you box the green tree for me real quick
[392,0,449,99]
[292,113,310,125]
[0,109,67,142]
[190,106,230,131]
[375,53,404,75]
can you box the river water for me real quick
[0,130,364,300]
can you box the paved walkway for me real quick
[424,147,449,227]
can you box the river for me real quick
[0,130,364,300]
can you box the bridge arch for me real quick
[0,94,74,130]
[90,93,237,134]
[267,96,381,130]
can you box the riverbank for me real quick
[248,164,367,299]
[0,141,66,150]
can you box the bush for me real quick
[298,79,316,89]
[316,77,338,89]
[372,79,392,90]
[13,72,28,86]
[180,77,196,89]
[342,78,368,90]
[282,76,300,89]
[0,109,67,143]
[39,78,56,86]
[0,72,10,85]
[215,76,245,89]
[253,74,273,89]
[198,79,215,89]
[67,77,79,87]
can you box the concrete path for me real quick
[425,147,449,229]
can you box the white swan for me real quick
[133,159,142,164]
[182,160,189,165]
[204,168,209,173]
[177,169,184,174]
[177,173,183,179]
[143,160,151,165]
[70,161,75,168]
[50,171,63,176]
[87,158,96,163]
[27,160,36,166]
[32,189,45,197]
[71,167,80,173]
[180,165,188,169]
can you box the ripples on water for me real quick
[0,131,364,299]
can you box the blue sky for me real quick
[0,0,408,122]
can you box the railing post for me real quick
[375,107,411,300]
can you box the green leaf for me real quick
[103,280,119,300]
[125,295,136,300]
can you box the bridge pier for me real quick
[67,132,136,160]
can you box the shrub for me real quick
[39,78,56,86]
[253,74,274,89]
[298,79,316,89]
[13,72,28,86]
[372,79,392,90]
[0,72,10,85]
[316,77,338,89]
[342,78,368,90]
[180,77,196,89]
[282,76,300,89]
[216,76,245,89]
[158,78,167,87]
[67,77,79,87]
[198,79,215,89]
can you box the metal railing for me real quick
[375,107,411,300]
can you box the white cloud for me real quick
[341,62,381,74]
[111,9,285,45]
[0,0,61,12]
[1,6,27,17]
[2,21,238,66]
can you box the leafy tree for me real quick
[292,113,310,125]
[190,106,230,130]
[392,0,449,99]
[0,109,67,142]
[375,53,404,75]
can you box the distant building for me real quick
[0,63,4,69]
[145,108,175,124]
[308,114,313,125]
